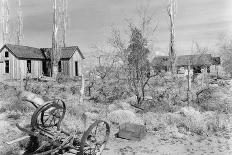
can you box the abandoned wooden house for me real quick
[152,54,220,74]
[0,44,84,81]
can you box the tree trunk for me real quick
[1,0,10,44]
[187,63,191,106]
[52,64,58,80]
[167,0,176,75]
[79,74,85,104]
[16,0,23,45]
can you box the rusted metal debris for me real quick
[6,98,110,155]
[116,123,146,141]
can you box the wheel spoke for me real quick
[80,120,110,155]
[48,116,55,126]
[44,116,50,123]
[53,116,57,125]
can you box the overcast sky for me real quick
[6,0,232,65]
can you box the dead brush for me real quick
[6,111,21,120]
[142,112,167,131]
[107,109,144,125]
[142,107,232,135]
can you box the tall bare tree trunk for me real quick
[167,0,177,75]
[61,0,68,47]
[187,60,191,106]
[16,0,23,45]
[16,0,24,90]
[51,0,67,80]
[1,0,10,44]
[52,0,61,80]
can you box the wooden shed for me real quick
[0,44,44,80]
[0,44,84,81]
[152,54,220,74]
[41,46,85,77]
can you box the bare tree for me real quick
[51,0,68,79]
[51,0,62,79]
[16,0,23,45]
[61,0,68,47]
[167,0,177,74]
[218,35,232,76]
[107,4,159,106]
[15,0,24,90]
[1,0,10,44]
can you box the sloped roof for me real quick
[0,44,85,60]
[152,56,169,67]
[176,54,212,66]
[41,46,85,59]
[152,54,216,67]
[1,44,45,59]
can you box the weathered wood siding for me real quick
[31,60,43,78]
[69,50,82,78]
[0,47,43,81]
[19,60,42,79]
[61,60,69,75]
[0,47,16,80]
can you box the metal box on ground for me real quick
[116,123,146,141]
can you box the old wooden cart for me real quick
[7,99,110,155]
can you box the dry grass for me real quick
[108,109,144,125]
[142,107,232,136]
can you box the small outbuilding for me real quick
[152,54,220,74]
[0,44,85,81]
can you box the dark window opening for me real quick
[27,60,31,73]
[58,61,62,72]
[75,61,78,76]
[5,51,9,57]
[207,66,210,73]
[5,60,9,73]
[193,66,201,74]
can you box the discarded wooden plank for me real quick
[18,91,45,108]
[6,135,30,144]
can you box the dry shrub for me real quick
[108,102,132,112]
[70,85,80,95]
[62,113,85,133]
[6,111,21,120]
[117,102,132,110]
[143,107,232,135]
[66,99,86,116]
[142,112,166,131]
[108,109,144,125]
[203,112,232,133]
[1,97,35,114]
[196,85,232,113]
[176,107,206,135]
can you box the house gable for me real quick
[40,46,85,60]
[0,45,18,60]
[0,44,45,60]
[0,44,85,61]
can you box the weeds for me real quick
[6,111,21,120]
[143,107,232,135]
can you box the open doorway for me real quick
[42,61,51,77]
[75,61,78,76]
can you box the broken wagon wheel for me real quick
[79,120,110,155]
[41,99,66,129]
[31,99,66,130]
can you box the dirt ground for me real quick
[102,132,232,155]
